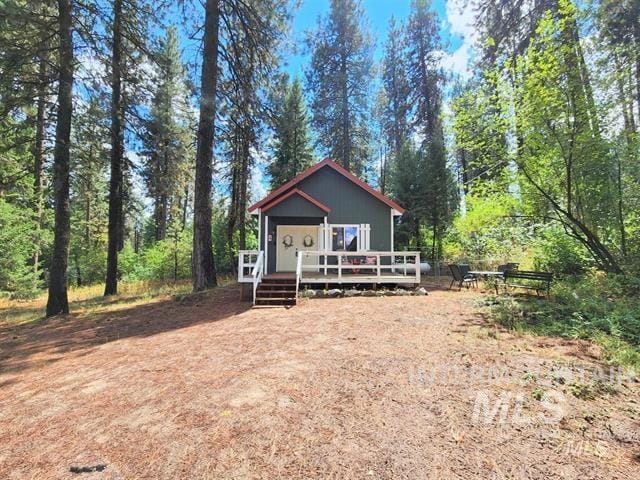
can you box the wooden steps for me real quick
[254,277,297,307]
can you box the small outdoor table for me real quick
[469,270,504,279]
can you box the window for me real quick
[321,224,370,252]
[331,226,359,251]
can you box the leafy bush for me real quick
[489,273,640,368]
[120,233,192,282]
[444,192,531,264]
[531,226,591,275]
[68,243,107,286]
[0,199,39,298]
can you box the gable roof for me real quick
[249,158,405,214]
[261,188,331,214]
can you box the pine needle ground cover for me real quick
[487,274,640,369]
[1,286,638,479]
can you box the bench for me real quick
[496,270,553,297]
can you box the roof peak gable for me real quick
[249,158,405,214]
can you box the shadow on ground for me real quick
[0,284,250,376]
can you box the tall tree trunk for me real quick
[192,0,219,291]
[46,0,74,317]
[134,224,140,254]
[105,0,124,296]
[238,125,250,250]
[431,221,437,263]
[459,149,470,196]
[379,144,387,195]
[633,16,640,120]
[84,151,91,243]
[174,233,179,281]
[155,149,169,240]
[32,55,47,283]
[340,49,351,172]
[156,193,168,240]
[182,185,189,230]
[615,154,626,257]
[227,151,238,273]
[74,251,82,287]
[614,53,630,257]
[118,163,127,251]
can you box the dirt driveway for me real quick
[1,286,638,479]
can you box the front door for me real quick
[276,225,319,272]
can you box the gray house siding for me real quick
[258,165,394,272]
[297,167,391,251]
[263,194,327,217]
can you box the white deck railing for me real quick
[238,250,264,304]
[295,250,421,284]
[238,250,260,283]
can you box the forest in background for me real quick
[0,0,639,339]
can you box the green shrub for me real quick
[531,226,591,275]
[0,199,39,298]
[120,233,192,283]
[444,192,531,264]
[68,243,107,286]
[489,273,640,368]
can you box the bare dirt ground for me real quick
[1,285,639,479]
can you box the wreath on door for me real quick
[282,234,294,249]
[303,235,314,248]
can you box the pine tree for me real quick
[305,0,374,177]
[105,0,125,296]
[406,0,443,150]
[268,76,314,189]
[46,0,74,316]
[597,0,640,256]
[143,26,194,242]
[0,1,56,285]
[104,0,155,295]
[380,16,411,159]
[219,0,290,264]
[472,0,558,68]
[405,0,456,258]
[69,96,110,286]
[192,0,220,291]
[389,143,424,249]
[451,77,510,196]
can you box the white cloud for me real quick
[249,148,269,203]
[442,0,478,80]
[440,46,471,79]
[446,0,477,40]
[76,54,106,84]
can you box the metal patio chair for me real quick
[449,264,478,290]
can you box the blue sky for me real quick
[281,0,473,81]
[241,0,477,198]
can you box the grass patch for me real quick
[0,276,235,326]
[486,274,640,369]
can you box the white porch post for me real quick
[257,209,262,253]
[323,216,328,275]
[391,209,395,273]
[390,209,394,252]
[265,215,269,274]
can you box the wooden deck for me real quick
[262,273,296,280]
[264,272,418,284]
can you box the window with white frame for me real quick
[327,224,370,251]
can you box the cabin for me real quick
[238,158,420,305]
